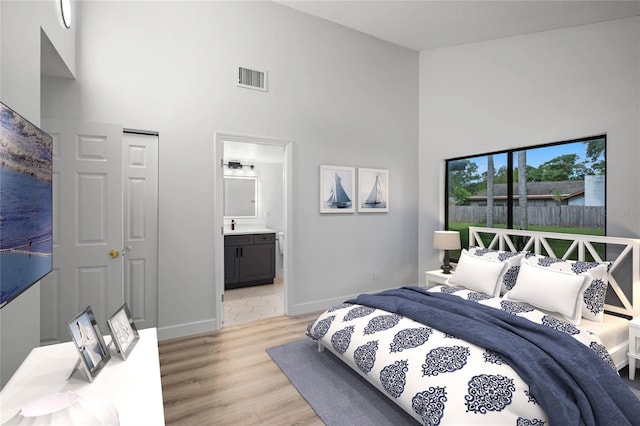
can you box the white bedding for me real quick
[431,284,627,361]
[580,313,629,368]
[308,285,619,425]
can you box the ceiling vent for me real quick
[238,66,267,92]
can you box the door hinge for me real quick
[221,226,224,235]
[220,159,224,167]
[221,294,224,302]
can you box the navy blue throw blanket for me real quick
[347,286,640,426]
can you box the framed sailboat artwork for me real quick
[358,168,389,212]
[320,165,356,213]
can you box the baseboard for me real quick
[288,298,349,316]
[287,284,408,316]
[157,318,218,341]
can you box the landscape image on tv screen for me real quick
[0,102,53,308]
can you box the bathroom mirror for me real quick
[224,176,257,218]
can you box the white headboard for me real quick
[468,227,640,318]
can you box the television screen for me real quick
[0,102,53,308]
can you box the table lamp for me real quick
[433,230,461,274]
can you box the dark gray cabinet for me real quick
[224,233,276,289]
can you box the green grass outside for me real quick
[447,223,605,261]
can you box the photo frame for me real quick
[320,165,356,213]
[107,303,140,360]
[66,306,111,382]
[358,168,389,212]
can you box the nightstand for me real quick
[629,316,640,380]
[424,269,453,286]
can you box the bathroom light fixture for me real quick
[433,230,461,274]
[225,161,254,170]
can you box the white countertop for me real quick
[224,228,277,236]
[0,328,164,426]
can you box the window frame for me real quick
[444,135,607,256]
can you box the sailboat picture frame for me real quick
[320,165,356,213]
[358,168,389,212]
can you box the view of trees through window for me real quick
[446,136,606,256]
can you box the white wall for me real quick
[42,1,419,337]
[253,161,285,275]
[419,17,640,275]
[255,162,284,233]
[0,0,76,387]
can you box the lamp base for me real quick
[440,250,453,274]
[440,263,453,274]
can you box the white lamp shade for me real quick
[433,230,461,250]
[2,392,119,425]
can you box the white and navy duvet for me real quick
[306,285,640,426]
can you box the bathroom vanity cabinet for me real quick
[224,232,276,289]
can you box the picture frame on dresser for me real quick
[108,303,140,360]
[320,165,355,213]
[66,306,111,382]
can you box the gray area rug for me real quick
[267,339,640,426]
[266,338,418,425]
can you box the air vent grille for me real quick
[238,66,267,91]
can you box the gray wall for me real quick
[41,1,420,338]
[419,17,640,275]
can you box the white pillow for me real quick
[526,254,609,322]
[446,249,508,297]
[467,247,526,295]
[505,260,591,325]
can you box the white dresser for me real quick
[0,328,164,425]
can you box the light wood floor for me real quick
[158,312,324,425]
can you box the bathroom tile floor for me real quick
[223,277,284,327]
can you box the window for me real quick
[446,136,606,256]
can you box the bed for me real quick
[306,227,640,425]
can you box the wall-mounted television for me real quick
[0,102,53,308]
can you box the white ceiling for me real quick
[276,0,640,52]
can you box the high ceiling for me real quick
[276,0,640,52]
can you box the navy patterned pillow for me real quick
[467,247,526,296]
[526,254,610,322]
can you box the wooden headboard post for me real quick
[468,227,640,318]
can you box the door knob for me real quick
[109,249,120,259]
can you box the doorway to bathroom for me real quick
[213,133,292,329]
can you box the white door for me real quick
[122,131,158,329]
[40,119,124,344]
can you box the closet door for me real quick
[122,131,158,330]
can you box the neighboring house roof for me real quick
[466,180,584,202]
